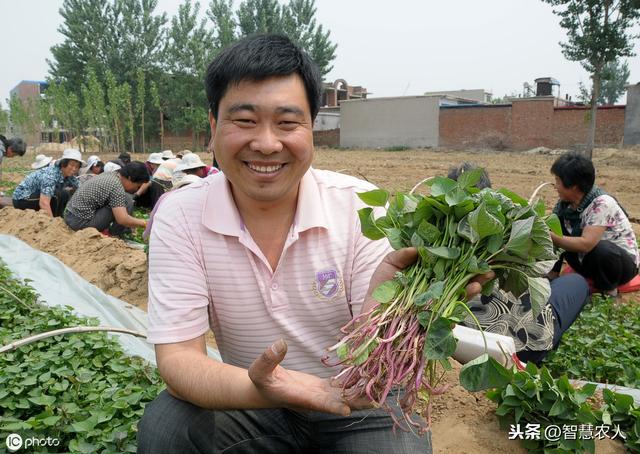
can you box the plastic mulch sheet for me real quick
[0,234,221,365]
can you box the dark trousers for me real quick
[12,189,73,217]
[552,240,638,291]
[137,390,431,454]
[64,193,134,236]
[517,273,590,365]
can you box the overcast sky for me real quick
[2,0,639,109]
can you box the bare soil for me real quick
[0,146,634,453]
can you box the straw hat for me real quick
[147,152,164,165]
[104,162,122,172]
[58,148,85,165]
[175,153,206,172]
[161,150,175,160]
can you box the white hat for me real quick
[161,150,175,160]
[31,154,53,169]
[104,162,122,172]
[176,149,193,158]
[173,173,201,189]
[175,153,206,172]
[147,152,164,165]
[58,148,85,165]
[85,155,100,169]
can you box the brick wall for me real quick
[552,106,625,148]
[440,105,511,149]
[314,128,340,147]
[439,99,625,150]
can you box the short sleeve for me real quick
[146,196,211,344]
[107,181,129,208]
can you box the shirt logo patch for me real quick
[312,269,344,300]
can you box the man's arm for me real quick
[38,194,53,217]
[156,335,353,415]
[551,225,605,254]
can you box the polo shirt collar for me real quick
[202,169,329,237]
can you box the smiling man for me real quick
[138,34,444,453]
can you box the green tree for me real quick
[163,0,213,149]
[149,80,164,150]
[8,96,38,139]
[136,68,147,153]
[543,0,640,157]
[578,59,631,105]
[41,82,84,149]
[106,71,124,153]
[81,68,109,152]
[0,108,9,136]
[207,0,337,76]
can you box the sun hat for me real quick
[57,148,85,165]
[31,154,53,169]
[173,174,201,189]
[175,153,206,172]
[85,155,100,169]
[161,150,175,160]
[147,152,164,165]
[176,149,193,158]
[104,162,122,172]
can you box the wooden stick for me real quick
[0,326,146,353]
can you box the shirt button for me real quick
[271,283,278,290]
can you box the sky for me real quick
[1,0,640,110]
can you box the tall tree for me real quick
[81,68,109,152]
[578,59,631,105]
[149,80,164,151]
[543,0,640,157]
[163,0,214,148]
[136,68,147,153]
[207,0,337,76]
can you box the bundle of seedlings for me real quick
[323,169,561,433]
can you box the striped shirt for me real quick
[147,168,391,378]
[13,165,79,200]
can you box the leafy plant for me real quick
[544,295,640,388]
[0,262,164,453]
[324,170,561,432]
[487,362,639,453]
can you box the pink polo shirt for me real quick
[147,168,391,378]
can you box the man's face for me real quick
[5,148,14,158]
[62,160,81,178]
[210,74,314,207]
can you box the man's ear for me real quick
[209,110,217,137]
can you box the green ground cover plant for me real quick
[544,295,640,388]
[0,262,164,453]
[487,362,640,453]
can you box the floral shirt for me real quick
[580,195,639,267]
[12,165,79,201]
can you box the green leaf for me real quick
[527,276,551,318]
[372,280,401,304]
[459,354,513,392]
[410,231,424,248]
[456,167,485,189]
[336,343,348,360]
[357,189,389,207]
[545,213,563,236]
[468,203,504,239]
[445,187,467,206]
[429,177,457,197]
[42,415,62,426]
[424,317,457,359]
[426,246,460,260]
[383,227,405,250]
[505,217,535,259]
[417,220,441,244]
[72,414,100,433]
[457,217,479,243]
[28,395,56,406]
[533,199,546,217]
[357,208,385,240]
[421,281,446,306]
[497,188,528,206]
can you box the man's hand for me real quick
[362,247,495,314]
[248,339,362,416]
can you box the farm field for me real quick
[0,146,638,453]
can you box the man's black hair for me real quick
[205,34,322,120]
[119,161,150,183]
[550,152,595,194]
[447,162,492,189]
